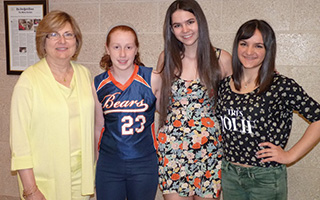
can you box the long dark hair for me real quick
[100,25,144,71]
[159,0,221,126]
[232,19,276,93]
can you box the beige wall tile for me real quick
[222,0,292,32]
[293,144,320,169]
[100,2,158,33]
[50,0,99,3]
[211,32,235,54]
[0,196,19,200]
[100,0,170,2]
[139,33,163,68]
[0,119,9,142]
[158,1,176,33]
[288,115,309,143]
[292,0,320,31]
[77,33,105,64]
[0,3,4,35]
[277,33,320,66]
[0,142,19,197]
[85,63,104,78]
[203,0,223,32]
[0,33,6,61]
[155,189,163,200]
[49,3,100,32]
[0,88,12,142]
[0,62,19,90]
[286,115,320,169]
[279,66,320,100]
[287,167,320,200]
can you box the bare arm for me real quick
[257,120,320,165]
[156,51,165,72]
[151,71,162,112]
[17,169,46,199]
[92,82,104,161]
[218,49,232,78]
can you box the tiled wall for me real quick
[1,0,319,199]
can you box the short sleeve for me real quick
[282,77,320,123]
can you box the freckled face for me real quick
[106,30,138,72]
[171,9,199,47]
[238,29,266,70]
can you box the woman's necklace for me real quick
[63,76,67,82]
[46,58,73,84]
[244,81,250,89]
[243,79,254,89]
[51,66,72,84]
[57,70,69,82]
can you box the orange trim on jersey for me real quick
[108,64,139,91]
[151,123,158,150]
[98,127,105,151]
[97,77,111,92]
[134,74,151,88]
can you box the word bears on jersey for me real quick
[102,92,149,115]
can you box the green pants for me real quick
[221,160,287,200]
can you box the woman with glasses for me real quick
[10,10,95,200]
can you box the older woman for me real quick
[10,10,95,199]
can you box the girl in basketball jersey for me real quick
[93,24,161,200]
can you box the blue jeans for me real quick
[221,160,287,200]
[96,152,158,200]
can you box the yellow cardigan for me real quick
[10,58,95,199]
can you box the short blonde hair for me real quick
[36,10,82,60]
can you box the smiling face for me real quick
[106,30,138,72]
[44,22,76,62]
[171,9,199,48]
[238,29,266,70]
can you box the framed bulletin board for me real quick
[4,0,47,74]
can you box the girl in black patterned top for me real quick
[216,19,320,200]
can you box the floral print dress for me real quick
[158,78,223,198]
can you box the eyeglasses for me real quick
[46,32,75,40]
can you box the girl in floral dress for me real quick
[156,1,232,199]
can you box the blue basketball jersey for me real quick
[94,65,157,159]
